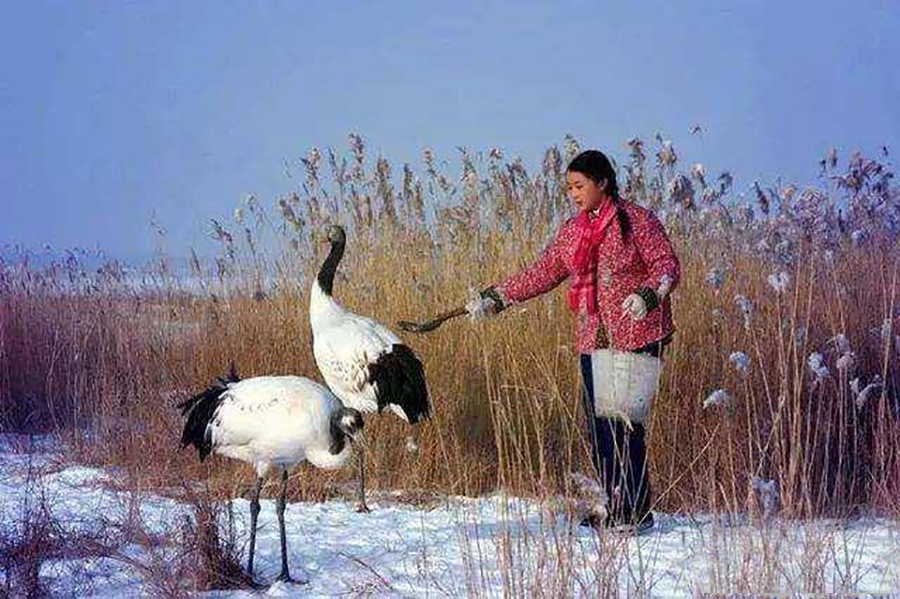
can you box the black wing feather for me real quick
[176,365,241,461]
[368,344,429,424]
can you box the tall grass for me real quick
[1,134,898,521]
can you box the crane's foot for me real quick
[246,578,267,590]
[275,570,308,585]
[240,568,266,590]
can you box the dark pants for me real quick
[580,352,654,525]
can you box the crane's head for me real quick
[334,407,365,444]
[326,225,346,245]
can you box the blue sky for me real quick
[2,1,898,261]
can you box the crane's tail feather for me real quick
[176,365,241,460]
[368,345,430,424]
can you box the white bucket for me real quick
[589,349,663,426]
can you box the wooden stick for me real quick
[397,307,468,334]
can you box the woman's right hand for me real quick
[466,286,507,320]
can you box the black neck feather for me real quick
[317,239,345,296]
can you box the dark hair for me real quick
[567,150,620,200]
[567,149,629,236]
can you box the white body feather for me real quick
[309,281,407,420]
[207,375,353,476]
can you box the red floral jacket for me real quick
[496,200,680,354]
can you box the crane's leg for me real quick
[247,476,264,577]
[356,446,370,513]
[275,469,296,583]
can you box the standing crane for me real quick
[178,365,364,583]
[309,225,429,512]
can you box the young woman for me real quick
[471,149,680,530]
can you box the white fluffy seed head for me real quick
[734,294,754,315]
[828,333,851,355]
[729,351,750,374]
[836,352,856,373]
[807,352,830,385]
[880,318,892,341]
[705,268,726,290]
[703,389,730,409]
[855,377,884,409]
[766,271,790,294]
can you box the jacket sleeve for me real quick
[495,225,570,304]
[633,210,680,309]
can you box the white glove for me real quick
[621,293,647,320]
[466,295,498,321]
[466,287,505,321]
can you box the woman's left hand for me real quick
[621,293,647,320]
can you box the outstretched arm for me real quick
[475,226,570,315]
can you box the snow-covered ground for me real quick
[1,435,899,597]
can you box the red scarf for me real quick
[567,199,617,315]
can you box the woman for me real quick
[471,149,680,530]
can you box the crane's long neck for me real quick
[311,239,346,321]
[316,239,345,297]
[329,416,348,455]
